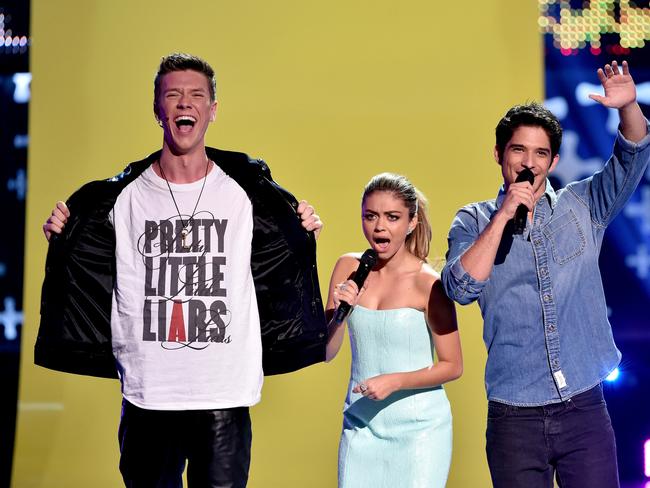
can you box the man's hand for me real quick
[498,181,535,222]
[589,60,636,110]
[43,201,69,241]
[297,200,323,240]
[589,60,646,143]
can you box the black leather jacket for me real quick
[35,147,327,378]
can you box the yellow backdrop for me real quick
[14,1,542,486]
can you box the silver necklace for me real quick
[158,159,210,250]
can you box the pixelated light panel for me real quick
[539,0,650,53]
[0,9,30,53]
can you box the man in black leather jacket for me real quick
[38,53,327,488]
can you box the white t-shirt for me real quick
[110,163,263,410]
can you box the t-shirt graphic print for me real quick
[110,163,263,410]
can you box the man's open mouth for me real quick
[174,115,196,132]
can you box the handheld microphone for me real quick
[513,168,534,235]
[334,249,378,323]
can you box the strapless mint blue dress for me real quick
[338,306,452,488]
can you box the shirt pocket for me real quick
[542,209,586,265]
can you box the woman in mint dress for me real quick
[326,173,462,488]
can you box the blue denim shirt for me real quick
[442,123,650,406]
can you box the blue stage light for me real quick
[605,368,620,382]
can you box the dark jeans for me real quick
[486,384,619,488]
[118,399,252,488]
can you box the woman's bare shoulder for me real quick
[332,252,364,277]
[417,261,440,287]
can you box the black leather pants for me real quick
[118,399,252,488]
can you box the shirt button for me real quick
[540,268,548,277]
[547,324,556,332]
[552,359,560,367]
[543,294,552,303]
[534,239,542,246]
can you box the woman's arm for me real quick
[325,254,363,362]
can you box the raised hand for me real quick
[589,60,636,109]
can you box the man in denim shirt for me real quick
[442,61,650,488]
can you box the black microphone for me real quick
[334,249,378,323]
[513,168,534,235]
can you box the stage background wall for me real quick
[13,1,541,486]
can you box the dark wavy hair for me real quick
[495,102,562,162]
